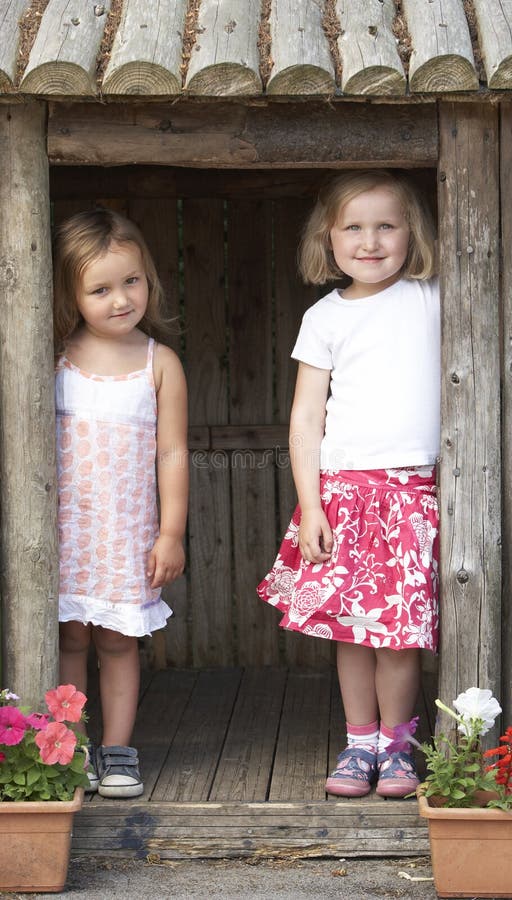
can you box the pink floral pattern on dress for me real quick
[55,339,172,637]
[257,468,439,652]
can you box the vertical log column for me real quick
[501,103,512,724]
[437,103,501,740]
[0,103,58,707]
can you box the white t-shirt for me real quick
[291,277,440,470]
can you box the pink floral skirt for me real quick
[257,468,439,652]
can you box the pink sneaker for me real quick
[376,751,419,798]
[325,747,377,797]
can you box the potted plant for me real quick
[393,688,512,898]
[0,684,89,893]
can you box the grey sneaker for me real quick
[97,745,144,798]
[85,741,99,793]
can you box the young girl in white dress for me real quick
[258,170,440,798]
[53,209,188,798]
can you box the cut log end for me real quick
[103,62,181,95]
[343,67,406,96]
[20,63,96,96]
[488,57,512,89]
[410,55,479,93]
[266,66,335,96]
[186,64,261,96]
[0,71,13,92]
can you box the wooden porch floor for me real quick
[74,667,435,859]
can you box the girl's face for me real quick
[329,186,410,299]
[76,241,149,338]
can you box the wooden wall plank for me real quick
[184,198,234,666]
[336,0,405,95]
[402,0,478,92]
[267,0,336,95]
[501,103,512,724]
[20,0,111,95]
[186,0,261,95]
[0,0,27,90]
[437,102,501,741]
[103,0,186,95]
[473,0,512,89]
[228,198,279,665]
[0,103,57,707]
[48,101,439,168]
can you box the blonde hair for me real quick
[53,208,175,354]
[299,170,436,285]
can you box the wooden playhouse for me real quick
[0,0,510,858]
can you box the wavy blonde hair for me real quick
[299,170,436,285]
[53,208,175,355]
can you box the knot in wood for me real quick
[456,568,469,584]
[0,258,18,288]
[450,372,460,384]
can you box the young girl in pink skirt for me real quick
[258,170,439,799]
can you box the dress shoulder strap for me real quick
[145,338,156,387]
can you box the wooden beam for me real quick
[0,0,28,91]
[185,0,261,96]
[48,100,438,168]
[267,0,335,95]
[0,103,58,707]
[402,0,478,92]
[501,102,512,724]
[437,102,501,741]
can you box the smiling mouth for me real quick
[111,311,132,317]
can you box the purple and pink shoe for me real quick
[376,750,420,798]
[325,747,378,797]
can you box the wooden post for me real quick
[437,102,501,741]
[0,103,58,707]
[501,102,512,724]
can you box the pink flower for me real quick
[35,721,77,765]
[388,716,421,754]
[0,706,27,746]
[45,684,86,723]
[25,712,50,731]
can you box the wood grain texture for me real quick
[473,0,512,88]
[20,0,111,95]
[267,0,336,95]
[336,0,405,95]
[402,0,478,92]
[103,0,186,95]
[500,104,512,724]
[0,0,27,90]
[437,102,501,743]
[183,198,233,666]
[48,101,439,168]
[0,103,57,707]
[186,0,261,95]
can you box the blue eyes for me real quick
[345,224,393,231]
[89,277,138,296]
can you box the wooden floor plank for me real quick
[209,667,287,802]
[269,670,332,801]
[152,668,243,802]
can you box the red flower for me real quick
[0,706,27,746]
[35,721,77,765]
[45,684,86,723]
[0,751,5,763]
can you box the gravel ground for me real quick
[3,855,438,900]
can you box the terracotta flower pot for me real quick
[0,787,83,893]
[417,788,512,898]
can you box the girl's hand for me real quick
[147,534,185,588]
[298,509,333,564]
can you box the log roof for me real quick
[0,0,511,100]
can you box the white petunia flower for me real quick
[452,687,502,737]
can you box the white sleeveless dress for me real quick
[55,338,172,636]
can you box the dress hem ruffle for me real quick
[59,594,172,637]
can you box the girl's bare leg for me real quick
[93,626,140,747]
[336,642,379,725]
[375,646,420,727]
[59,621,91,735]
